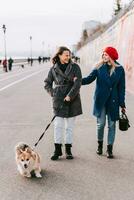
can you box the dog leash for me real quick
[33,115,56,149]
[32,102,67,150]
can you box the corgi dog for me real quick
[15,143,42,178]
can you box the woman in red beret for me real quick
[82,47,126,158]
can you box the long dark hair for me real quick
[52,46,72,64]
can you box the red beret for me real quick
[104,47,119,60]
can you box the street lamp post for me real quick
[30,36,33,66]
[42,41,45,57]
[48,44,50,57]
[42,41,45,63]
[2,24,8,72]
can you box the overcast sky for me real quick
[0,0,131,57]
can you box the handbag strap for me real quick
[121,112,128,119]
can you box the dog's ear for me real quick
[25,147,32,154]
[16,148,23,155]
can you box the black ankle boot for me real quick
[65,144,74,159]
[51,144,62,160]
[96,141,103,155]
[107,144,114,159]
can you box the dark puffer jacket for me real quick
[44,62,82,118]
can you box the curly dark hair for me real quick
[52,46,72,64]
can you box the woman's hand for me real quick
[121,107,126,114]
[95,59,104,68]
[48,90,53,97]
[64,96,71,102]
[73,77,77,82]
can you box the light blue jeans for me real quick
[97,107,116,145]
[54,116,76,144]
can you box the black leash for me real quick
[32,102,65,150]
[33,65,73,150]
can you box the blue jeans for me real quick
[97,107,116,145]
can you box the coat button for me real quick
[113,100,115,102]
[110,88,112,90]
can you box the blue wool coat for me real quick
[82,63,126,121]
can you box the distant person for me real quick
[8,57,14,71]
[42,57,45,63]
[38,56,42,64]
[30,58,33,66]
[71,56,75,63]
[2,59,8,72]
[82,47,126,158]
[48,57,50,62]
[75,56,80,63]
[75,56,78,63]
[27,57,30,64]
[21,64,24,68]
[46,57,50,62]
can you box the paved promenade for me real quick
[0,62,134,200]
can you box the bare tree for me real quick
[82,29,88,43]
[76,42,82,50]
[114,0,122,15]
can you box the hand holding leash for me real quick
[64,96,71,102]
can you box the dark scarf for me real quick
[106,63,112,75]
[58,62,69,73]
